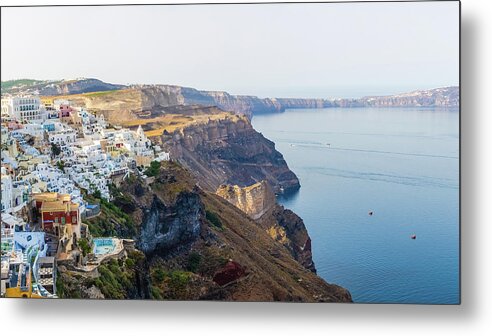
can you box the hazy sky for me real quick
[1,2,459,98]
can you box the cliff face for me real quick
[335,86,460,108]
[216,180,316,272]
[65,162,351,302]
[260,206,316,272]
[157,116,300,195]
[182,87,459,115]
[192,92,282,118]
[139,85,185,108]
[137,192,202,253]
[135,85,459,118]
[274,98,334,110]
[216,181,276,220]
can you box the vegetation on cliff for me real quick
[84,188,136,238]
[59,161,350,301]
[56,249,145,299]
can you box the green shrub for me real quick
[144,160,161,177]
[56,273,66,298]
[150,286,162,300]
[87,193,136,238]
[92,190,102,199]
[169,271,190,290]
[78,238,92,257]
[205,210,222,229]
[187,252,201,273]
[125,258,135,268]
[153,268,166,283]
[56,160,65,171]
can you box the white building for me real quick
[46,123,77,150]
[155,151,170,162]
[1,96,44,123]
[1,167,13,212]
[1,126,8,145]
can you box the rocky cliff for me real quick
[216,181,276,220]
[334,86,460,108]
[136,162,349,301]
[156,116,300,195]
[216,180,316,272]
[61,162,351,302]
[259,205,316,272]
[137,191,202,254]
[146,86,333,118]
[178,86,459,114]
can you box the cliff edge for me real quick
[156,116,300,195]
[216,180,316,272]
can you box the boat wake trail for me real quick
[287,142,458,160]
[308,166,458,189]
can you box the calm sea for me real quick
[252,107,459,304]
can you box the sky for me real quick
[1,2,459,98]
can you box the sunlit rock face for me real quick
[216,181,276,220]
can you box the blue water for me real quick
[252,107,459,304]
[93,238,116,255]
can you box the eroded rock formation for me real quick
[159,117,300,195]
[215,180,315,272]
[216,181,276,220]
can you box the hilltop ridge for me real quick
[1,78,459,119]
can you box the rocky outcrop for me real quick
[215,180,316,272]
[216,181,276,220]
[33,78,125,96]
[158,116,300,195]
[212,261,247,286]
[256,205,316,272]
[137,192,202,253]
[191,92,282,119]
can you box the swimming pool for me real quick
[92,238,116,255]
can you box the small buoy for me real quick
[368,211,373,216]
[411,234,417,240]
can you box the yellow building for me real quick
[40,97,55,111]
[136,155,152,168]
[5,262,42,298]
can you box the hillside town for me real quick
[1,94,170,298]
